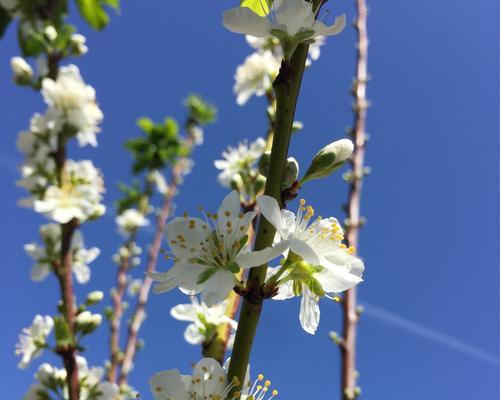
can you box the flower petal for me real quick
[257,195,288,237]
[184,323,204,345]
[222,7,273,37]
[201,270,235,307]
[149,369,190,400]
[192,358,227,396]
[314,14,346,36]
[289,237,320,265]
[170,304,197,322]
[235,240,289,269]
[299,287,320,335]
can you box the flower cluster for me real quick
[112,243,142,268]
[150,358,278,400]
[15,315,53,369]
[24,224,100,283]
[116,208,150,237]
[24,357,118,400]
[171,297,238,348]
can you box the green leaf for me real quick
[241,0,269,16]
[18,24,45,57]
[75,0,109,30]
[137,117,154,133]
[0,6,11,39]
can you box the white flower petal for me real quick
[314,14,347,36]
[149,369,190,400]
[222,7,273,37]
[289,237,320,265]
[299,287,320,335]
[257,195,287,236]
[235,240,289,269]
[201,270,235,307]
[170,304,197,322]
[184,323,204,345]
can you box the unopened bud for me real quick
[230,173,244,191]
[301,139,354,184]
[11,57,33,85]
[282,157,299,189]
[86,290,104,305]
[44,25,57,41]
[254,174,266,194]
[69,33,88,55]
[258,151,271,177]
[75,311,102,334]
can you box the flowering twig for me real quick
[226,1,325,393]
[340,1,369,399]
[118,163,183,385]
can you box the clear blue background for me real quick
[0,0,498,398]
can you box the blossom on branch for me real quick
[24,224,100,283]
[223,0,346,60]
[258,196,364,334]
[15,315,53,369]
[116,208,150,237]
[170,297,237,348]
[149,190,285,306]
[150,358,278,400]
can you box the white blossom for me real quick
[150,169,169,194]
[214,138,266,187]
[171,297,237,347]
[24,224,100,284]
[70,33,89,55]
[41,65,103,147]
[116,208,150,236]
[15,315,53,369]
[44,25,57,41]
[149,190,285,306]
[33,159,105,223]
[150,358,278,400]
[258,196,364,334]
[234,50,280,105]
[223,0,346,59]
[127,278,143,297]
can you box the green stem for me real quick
[226,38,316,396]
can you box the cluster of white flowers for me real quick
[214,137,266,188]
[116,208,150,237]
[24,357,118,400]
[32,159,105,223]
[171,297,238,348]
[41,65,103,147]
[150,358,278,400]
[150,188,363,334]
[112,242,142,268]
[15,315,53,369]
[24,224,100,284]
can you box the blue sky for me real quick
[0,0,498,399]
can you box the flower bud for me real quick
[301,139,354,184]
[258,151,271,177]
[69,33,88,55]
[86,290,104,305]
[11,57,33,85]
[230,173,244,191]
[282,157,299,189]
[75,311,102,334]
[44,26,57,41]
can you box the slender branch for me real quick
[226,0,324,388]
[118,166,182,386]
[340,1,369,399]
[108,188,152,383]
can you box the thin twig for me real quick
[118,166,182,386]
[340,0,369,398]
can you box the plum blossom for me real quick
[149,190,285,306]
[116,208,150,236]
[41,65,103,147]
[171,297,237,348]
[33,159,106,223]
[234,50,281,105]
[214,137,266,187]
[258,195,364,334]
[223,0,346,59]
[24,224,100,283]
[15,315,53,369]
[150,358,278,400]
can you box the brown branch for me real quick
[118,167,181,386]
[340,0,369,399]
[108,239,133,383]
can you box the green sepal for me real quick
[54,316,73,347]
[197,268,217,284]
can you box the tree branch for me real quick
[340,0,369,398]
